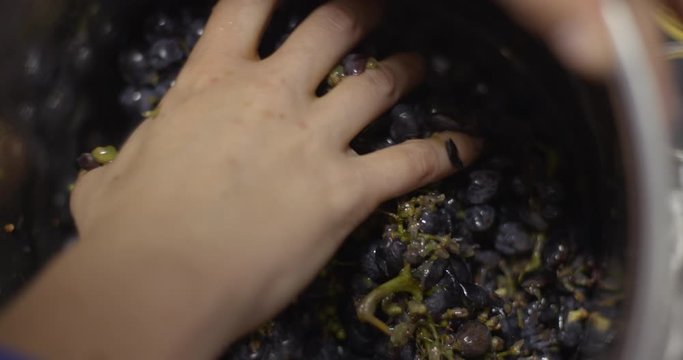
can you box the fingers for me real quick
[497,0,614,79]
[314,53,425,145]
[352,132,483,204]
[269,0,383,90]
[189,0,278,64]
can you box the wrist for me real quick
[0,232,243,359]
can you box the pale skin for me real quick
[0,0,630,358]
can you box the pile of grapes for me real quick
[1,0,624,359]
[109,1,624,359]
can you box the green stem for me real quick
[519,233,546,282]
[356,265,422,335]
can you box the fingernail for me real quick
[551,17,614,79]
[445,139,464,170]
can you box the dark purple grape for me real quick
[344,318,381,356]
[426,94,461,117]
[154,75,177,98]
[148,38,185,70]
[474,250,502,269]
[525,328,559,352]
[342,53,369,76]
[389,104,423,143]
[466,170,500,204]
[184,19,205,49]
[444,200,464,235]
[360,243,383,282]
[450,222,474,243]
[439,267,461,292]
[536,181,565,204]
[541,204,564,222]
[120,49,158,85]
[495,222,533,256]
[578,317,615,358]
[39,79,77,132]
[66,36,95,77]
[445,139,464,170]
[448,257,472,283]
[538,298,560,325]
[398,343,416,360]
[414,258,448,290]
[424,286,457,318]
[537,353,563,360]
[418,208,450,235]
[77,153,100,171]
[518,206,549,231]
[429,53,451,76]
[378,240,406,279]
[522,274,551,297]
[350,274,376,298]
[559,320,583,348]
[523,302,542,333]
[145,12,180,40]
[481,156,516,171]
[373,341,392,360]
[230,341,266,360]
[463,205,495,232]
[119,86,159,117]
[15,102,39,127]
[89,14,121,46]
[495,202,520,224]
[500,315,522,344]
[427,114,469,133]
[543,228,577,270]
[454,321,491,358]
[312,340,345,360]
[459,283,489,309]
[21,44,57,91]
[511,175,531,197]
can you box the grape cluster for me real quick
[219,150,622,360]
[346,155,621,360]
[110,1,622,359]
[118,10,206,119]
[116,1,326,120]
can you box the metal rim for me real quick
[602,2,675,359]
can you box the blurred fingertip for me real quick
[550,14,615,80]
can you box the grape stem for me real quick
[518,233,546,282]
[356,265,422,335]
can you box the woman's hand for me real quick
[73,0,482,337]
[0,0,480,358]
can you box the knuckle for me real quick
[367,65,399,100]
[316,3,359,35]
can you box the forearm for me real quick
[0,235,242,359]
